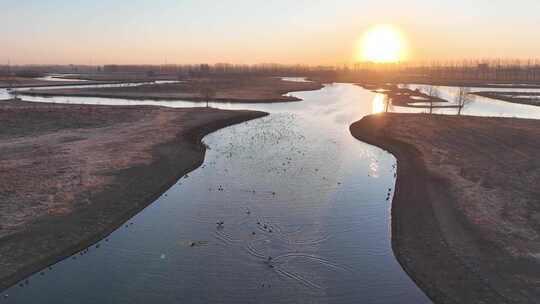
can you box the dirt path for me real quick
[350,113,540,303]
[0,100,266,290]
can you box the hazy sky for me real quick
[2,0,540,65]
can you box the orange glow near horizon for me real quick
[3,1,540,65]
[359,25,406,63]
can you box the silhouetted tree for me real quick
[427,86,439,115]
[456,87,472,115]
[198,79,216,107]
[384,94,390,113]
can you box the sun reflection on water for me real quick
[372,94,387,114]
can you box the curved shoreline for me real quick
[472,91,540,107]
[349,114,540,303]
[0,80,149,89]
[0,103,267,291]
[20,90,305,103]
[17,77,324,103]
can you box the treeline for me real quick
[3,60,540,83]
[348,59,540,83]
[0,64,99,77]
[102,63,335,77]
[402,59,540,82]
[1,70,46,78]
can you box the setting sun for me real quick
[360,25,405,63]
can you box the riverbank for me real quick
[308,73,540,89]
[20,76,323,103]
[0,99,267,291]
[0,76,143,89]
[350,113,540,303]
[473,91,540,107]
[356,83,460,109]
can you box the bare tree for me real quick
[11,84,19,100]
[456,87,472,115]
[198,79,216,107]
[384,94,390,113]
[426,86,439,115]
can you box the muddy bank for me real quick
[0,77,141,89]
[309,73,540,89]
[54,73,178,82]
[21,76,324,103]
[473,91,540,107]
[397,81,540,89]
[350,113,540,303]
[0,100,266,290]
[356,83,460,109]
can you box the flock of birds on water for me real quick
[2,108,399,301]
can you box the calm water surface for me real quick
[395,84,540,118]
[3,80,540,303]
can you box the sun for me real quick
[359,25,405,63]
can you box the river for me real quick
[3,80,540,303]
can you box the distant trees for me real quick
[456,87,472,115]
[102,63,319,78]
[399,59,540,83]
[14,70,45,78]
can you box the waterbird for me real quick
[266,256,274,268]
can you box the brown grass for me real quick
[0,100,266,290]
[351,113,540,303]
